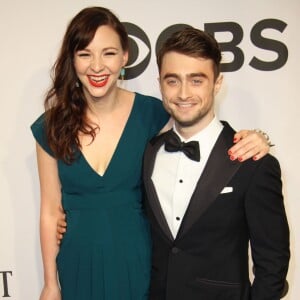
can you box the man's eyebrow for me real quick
[162,72,208,80]
[162,73,180,80]
[188,72,208,79]
[162,72,209,81]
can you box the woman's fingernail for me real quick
[253,156,258,161]
[238,156,243,162]
[228,150,232,155]
[230,155,236,161]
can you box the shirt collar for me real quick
[173,116,223,144]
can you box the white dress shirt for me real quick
[152,117,224,238]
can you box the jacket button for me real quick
[171,247,180,254]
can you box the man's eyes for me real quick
[167,79,177,84]
[192,79,203,84]
[165,78,203,85]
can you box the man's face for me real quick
[159,51,222,136]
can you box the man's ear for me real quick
[214,74,223,96]
[158,76,163,95]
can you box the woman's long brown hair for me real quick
[44,7,129,163]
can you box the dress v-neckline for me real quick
[80,93,137,178]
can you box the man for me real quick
[143,27,290,300]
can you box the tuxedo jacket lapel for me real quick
[176,122,241,240]
[144,130,175,241]
[144,123,241,242]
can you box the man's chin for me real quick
[177,119,198,128]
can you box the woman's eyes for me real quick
[76,51,117,57]
[77,52,90,57]
[104,51,117,56]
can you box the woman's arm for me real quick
[229,129,271,162]
[36,142,62,300]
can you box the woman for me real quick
[31,7,270,300]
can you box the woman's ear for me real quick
[123,51,129,66]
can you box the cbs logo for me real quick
[123,19,288,80]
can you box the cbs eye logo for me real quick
[123,23,189,80]
[122,22,152,80]
[122,19,288,80]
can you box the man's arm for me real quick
[56,208,66,244]
[245,155,290,299]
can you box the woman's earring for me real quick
[120,68,125,81]
[75,81,80,88]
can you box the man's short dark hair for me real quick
[157,27,222,79]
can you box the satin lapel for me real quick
[143,130,174,241]
[176,122,241,240]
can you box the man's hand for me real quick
[56,207,66,245]
[228,129,271,162]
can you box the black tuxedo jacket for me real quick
[143,121,289,300]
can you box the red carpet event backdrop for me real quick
[0,0,299,298]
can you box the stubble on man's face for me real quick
[159,52,222,136]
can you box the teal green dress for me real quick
[31,93,169,300]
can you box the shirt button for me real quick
[171,247,180,254]
[179,179,183,183]
[176,217,180,221]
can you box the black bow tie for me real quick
[164,131,200,162]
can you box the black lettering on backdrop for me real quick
[155,24,192,58]
[205,22,244,72]
[250,19,288,71]
[123,22,151,80]
[0,271,12,298]
[122,19,288,80]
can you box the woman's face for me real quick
[74,25,128,102]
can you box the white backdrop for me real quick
[1,0,299,299]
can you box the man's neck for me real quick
[175,114,215,140]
